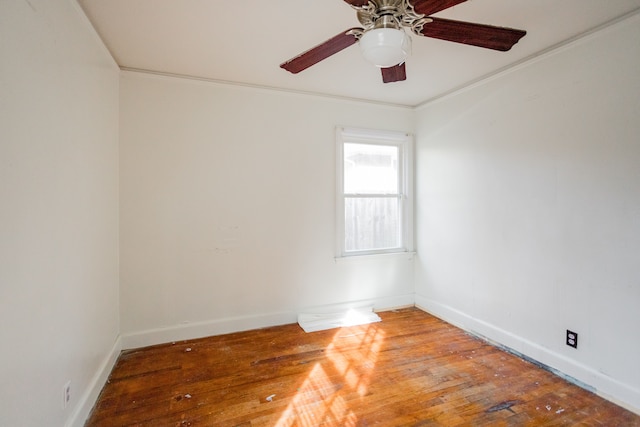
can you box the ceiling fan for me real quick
[280,0,526,83]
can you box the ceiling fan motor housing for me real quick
[355,0,432,36]
[355,0,418,67]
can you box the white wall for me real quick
[119,72,415,347]
[414,13,640,412]
[0,1,120,426]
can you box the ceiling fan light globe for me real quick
[359,28,410,68]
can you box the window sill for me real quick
[334,251,416,263]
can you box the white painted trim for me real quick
[120,311,298,350]
[121,293,416,350]
[336,127,346,258]
[69,0,118,69]
[369,293,415,312]
[336,127,414,258]
[299,294,415,316]
[334,250,415,263]
[66,336,122,427]
[340,127,410,142]
[120,68,413,110]
[414,295,640,416]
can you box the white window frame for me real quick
[336,126,414,258]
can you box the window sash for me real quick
[344,194,402,198]
[344,195,403,253]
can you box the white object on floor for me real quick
[297,306,381,333]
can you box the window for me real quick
[336,127,413,257]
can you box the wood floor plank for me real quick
[85,308,639,426]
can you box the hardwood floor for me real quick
[86,308,639,426]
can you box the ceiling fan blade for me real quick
[419,17,526,51]
[280,28,362,74]
[410,0,468,16]
[381,63,407,83]
[342,0,370,6]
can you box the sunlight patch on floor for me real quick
[274,323,386,426]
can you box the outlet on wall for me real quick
[566,330,578,349]
[63,381,71,409]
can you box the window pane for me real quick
[344,143,398,194]
[344,197,400,252]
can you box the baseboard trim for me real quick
[371,293,416,312]
[298,294,416,316]
[66,335,122,427]
[121,294,416,350]
[414,294,640,416]
[120,310,299,350]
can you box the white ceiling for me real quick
[78,0,640,107]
